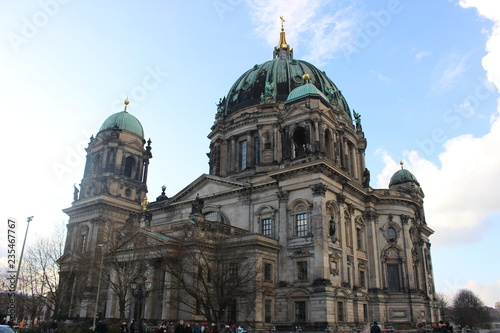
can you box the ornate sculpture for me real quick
[362,168,370,188]
[329,216,336,236]
[353,110,362,130]
[261,82,276,101]
[216,97,226,115]
[73,184,79,201]
[191,193,204,215]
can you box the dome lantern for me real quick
[274,16,293,60]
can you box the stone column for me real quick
[364,211,381,289]
[230,137,236,173]
[247,131,252,169]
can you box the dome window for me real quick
[124,156,136,178]
[387,227,397,242]
[292,127,308,158]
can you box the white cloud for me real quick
[378,0,500,245]
[377,115,500,245]
[432,52,468,93]
[245,0,361,65]
[464,279,500,308]
[459,0,500,92]
[415,50,431,61]
[439,279,500,308]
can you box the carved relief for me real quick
[336,193,346,205]
[311,183,327,196]
[277,190,289,202]
[364,211,379,223]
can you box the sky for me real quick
[0,0,499,307]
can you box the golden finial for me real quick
[274,16,293,59]
[400,161,404,169]
[302,73,310,81]
[124,98,130,112]
[141,195,149,211]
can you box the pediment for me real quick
[114,228,176,253]
[168,174,247,204]
[57,251,82,265]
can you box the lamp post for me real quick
[14,216,33,292]
[130,279,152,327]
[92,242,107,331]
[8,216,33,322]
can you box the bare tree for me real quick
[103,230,153,320]
[435,293,449,321]
[21,220,75,319]
[451,289,491,328]
[163,221,266,325]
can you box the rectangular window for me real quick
[264,300,272,323]
[229,263,238,280]
[363,304,368,321]
[262,218,272,237]
[254,136,260,165]
[264,263,272,281]
[297,261,308,280]
[337,302,344,322]
[387,264,401,292]
[239,140,247,170]
[357,228,363,250]
[196,299,201,315]
[295,301,306,322]
[360,270,365,288]
[228,299,237,323]
[296,213,308,237]
[81,234,87,252]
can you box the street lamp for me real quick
[92,242,107,331]
[130,278,153,324]
[8,216,33,322]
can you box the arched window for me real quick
[292,127,307,158]
[256,205,275,238]
[239,140,247,170]
[91,154,101,176]
[324,129,333,159]
[204,211,227,224]
[254,136,260,165]
[291,202,310,237]
[124,156,135,178]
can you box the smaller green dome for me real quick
[286,83,330,105]
[99,111,144,138]
[389,168,420,187]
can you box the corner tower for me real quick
[60,100,152,319]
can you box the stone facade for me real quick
[59,30,439,330]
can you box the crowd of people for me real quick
[121,320,246,333]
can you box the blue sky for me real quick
[1,0,499,307]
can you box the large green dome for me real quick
[99,110,144,138]
[218,58,351,117]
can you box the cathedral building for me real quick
[59,25,439,330]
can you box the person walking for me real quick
[370,322,381,333]
[167,322,176,333]
[175,320,185,333]
[120,321,129,333]
[50,320,58,333]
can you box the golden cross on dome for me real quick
[280,16,285,31]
